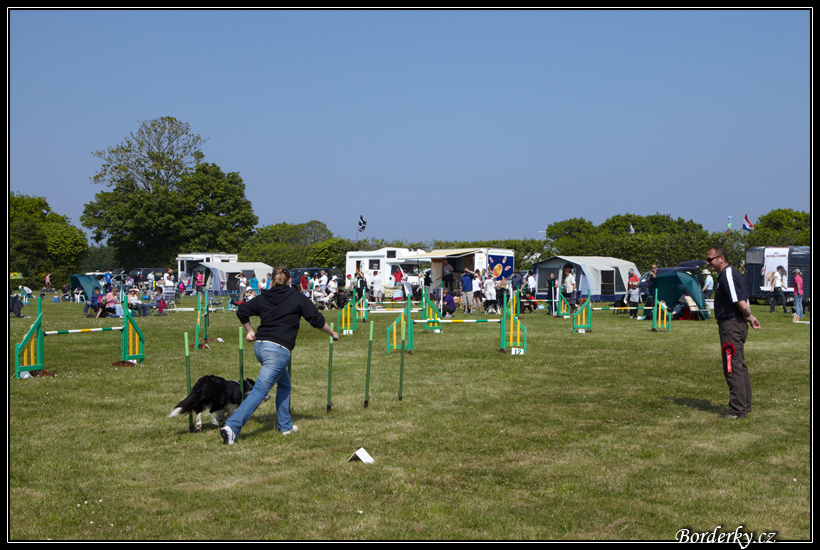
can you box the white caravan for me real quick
[345,248,429,289]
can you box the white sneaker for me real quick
[220,426,235,445]
[281,425,299,436]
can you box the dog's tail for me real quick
[168,392,200,417]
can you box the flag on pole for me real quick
[629,224,635,234]
[358,216,367,233]
[742,215,754,232]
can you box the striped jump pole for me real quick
[413,318,500,324]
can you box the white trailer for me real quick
[345,248,429,290]
[176,252,238,280]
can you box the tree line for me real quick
[9,117,811,289]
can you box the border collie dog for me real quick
[168,375,269,431]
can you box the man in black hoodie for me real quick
[221,267,338,444]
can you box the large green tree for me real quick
[82,163,257,268]
[744,208,810,247]
[239,221,333,268]
[91,116,207,192]
[82,118,257,268]
[9,192,88,287]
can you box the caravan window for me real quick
[368,259,380,270]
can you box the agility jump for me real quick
[14,297,145,378]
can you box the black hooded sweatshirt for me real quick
[236,285,326,351]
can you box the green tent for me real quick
[69,274,103,300]
[649,271,710,320]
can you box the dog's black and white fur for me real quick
[482,298,499,315]
[168,375,269,431]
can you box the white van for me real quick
[345,248,429,290]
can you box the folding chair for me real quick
[683,295,706,320]
[162,285,179,313]
[208,293,225,312]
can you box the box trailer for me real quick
[402,248,515,291]
[744,246,810,305]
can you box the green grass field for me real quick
[9,295,811,540]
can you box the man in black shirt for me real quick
[706,246,761,419]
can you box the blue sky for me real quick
[9,9,811,245]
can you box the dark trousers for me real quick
[718,318,752,414]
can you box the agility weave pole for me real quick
[191,291,214,349]
[14,297,145,378]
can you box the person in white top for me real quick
[483,275,498,314]
[563,265,576,306]
[372,271,383,305]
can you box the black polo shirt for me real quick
[714,265,747,321]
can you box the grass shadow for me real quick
[661,396,724,414]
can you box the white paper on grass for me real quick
[348,447,374,464]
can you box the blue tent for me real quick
[650,271,710,320]
[69,274,103,300]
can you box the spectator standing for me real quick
[563,265,577,307]
[546,273,558,315]
[769,266,788,313]
[706,245,760,419]
[627,281,641,319]
[793,268,804,319]
[461,268,474,314]
[483,274,498,314]
[702,269,714,299]
[372,271,383,305]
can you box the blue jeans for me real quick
[794,294,803,318]
[224,340,293,436]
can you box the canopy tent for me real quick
[196,261,273,294]
[533,256,640,301]
[402,248,483,260]
[650,270,710,320]
[69,274,103,299]
[403,248,515,289]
